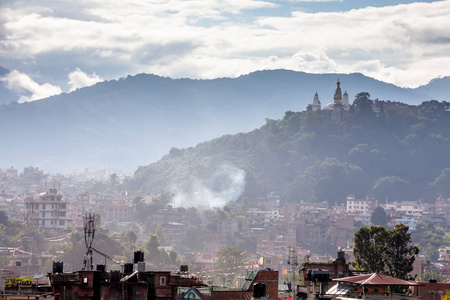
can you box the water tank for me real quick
[124,263,133,274]
[180,265,189,272]
[96,264,105,272]
[134,251,144,263]
[311,269,330,282]
[52,261,64,274]
[137,262,145,272]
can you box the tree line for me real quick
[126,97,450,205]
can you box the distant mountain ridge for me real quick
[0,67,19,105]
[0,69,448,173]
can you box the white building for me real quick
[346,195,377,215]
[381,200,424,218]
[307,92,322,111]
[24,188,69,230]
[393,217,417,231]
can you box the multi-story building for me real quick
[346,195,377,214]
[24,188,69,230]
[382,200,424,218]
[435,197,450,214]
[388,217,417,231]
[104,198,133,222]
[438,247,450,261]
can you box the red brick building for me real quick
[412,281,450,300]
[301,250,350,287]
[49,269,278,300]
[50,269,206,300]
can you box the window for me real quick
[160,277,166,285]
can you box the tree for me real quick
[353,225,419,280]
[370,207,388,226]
[109,173,118,190]
[431,168,450,197]
[216,246,247,269]
[155,225,167,246]
[418,100,446,119]
[291,157,368,204]
[353,226,388,273]
[372,176,410,202]
[145,233,160,256]
[20,166,47,184]
[419,268,443,282]
[169,250,178,265]
[384,224,419,279]
[0,210,8,226]
[352,92,373,116]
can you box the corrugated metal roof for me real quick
[326,284,352,295]
[333,273,422,286]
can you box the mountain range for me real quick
[0,68,449,173]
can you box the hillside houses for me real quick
[1,165,450,280]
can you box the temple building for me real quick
[306,92,321,111]
[306,79,350,121]
[331,79,344,121]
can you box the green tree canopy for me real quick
[216,246,247,269]
[385,224,420,279]
[354,224,419,280]
[372,176,410,202]
[354,226,388,273]
[352,92,373,117]
[0,210,8,226]
[370,206,388,226]
[431,168,450,197]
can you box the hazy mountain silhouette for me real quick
[0,69,448,172]
[0,67,19,105]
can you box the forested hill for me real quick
[1,69,450,172]
[127,99,450,205]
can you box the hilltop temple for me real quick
[307,79,350,121]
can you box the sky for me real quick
[1,0,450,102]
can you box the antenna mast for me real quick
[84,213,96,271]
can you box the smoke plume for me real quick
[170,162,246,208]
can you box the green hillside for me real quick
[127,97,450,205]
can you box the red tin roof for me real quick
[333,273,422,286]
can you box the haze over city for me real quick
[1,1,450,296]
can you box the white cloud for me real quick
[1,0,450,88]
[0,70,62,103]
[68,68,103,92]
[289,0,341,2]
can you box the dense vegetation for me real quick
[2,69,450,172]
[354,224,419,280]
[127,97,450,205]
